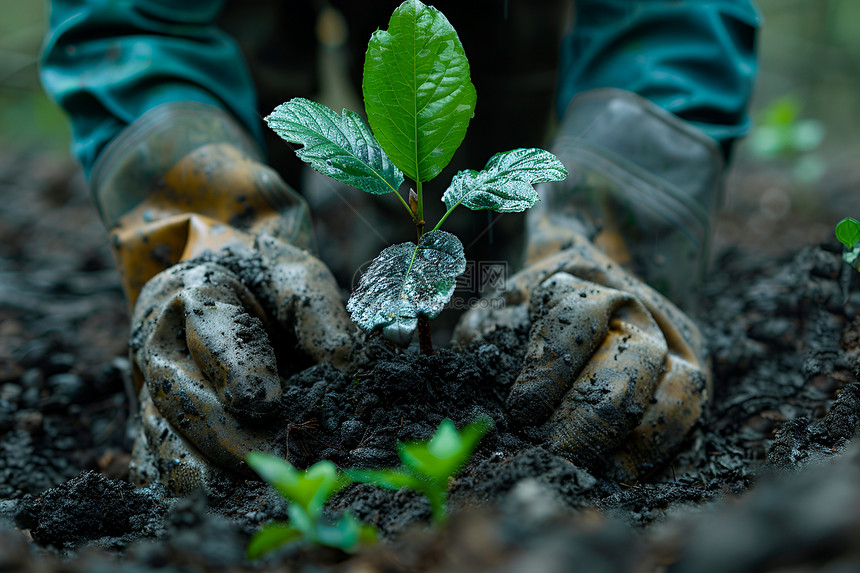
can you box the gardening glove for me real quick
[91,102,353,493]
[455,89,721,480]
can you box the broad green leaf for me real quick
[247,523,302,559]
[442,148,568,213]
[344,468,420,491]
[835,217,860,249]
[265,98,403,195]
[363,0,476,182]
[303,460,349,511]
[346,230,466,336]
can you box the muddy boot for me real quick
[525,88,725,309]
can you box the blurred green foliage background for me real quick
[0,1,69,154]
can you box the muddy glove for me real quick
[91,102,353,494]
[455,89,721,480]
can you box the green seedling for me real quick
[747,95,826,184]
[245,453,377,559]
[748,95,825,158]
[265,0,567,353]
[836,217,860,272]
[346,417,491,525]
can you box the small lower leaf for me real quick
[359,524,379,546]
[347,230,466,334]
[247,523,302,559]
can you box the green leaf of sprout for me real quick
[246,454,347,514]
[763,95,800,127]
[346,230,466,337]
[346,417,491,526]
[265,98,404,195]
[398,417,492,482]
[427,417,462,458]
[442,148,568,213]
[246,523,303,560]
[835,217,860,249]
[363,0,477,183]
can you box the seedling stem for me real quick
[417,314,433,355]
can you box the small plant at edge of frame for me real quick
[264,0,567,354]
[836,217,860,272]
[345,416,492,525]
[244,454,377,559]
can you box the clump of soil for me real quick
[280,330,527,472]
[15,471,169,550]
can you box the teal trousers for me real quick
[40,0,759,177]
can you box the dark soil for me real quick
[3,148,860,571]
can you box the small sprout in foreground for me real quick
[245,453,376,559]
[836,217,860,272]
[346,417,492,525]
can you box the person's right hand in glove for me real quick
[92,102,353,494]
[456,89,722,481]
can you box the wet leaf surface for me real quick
[346,230,466,335]
[265,98,403,196]
[442,148,568,213]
